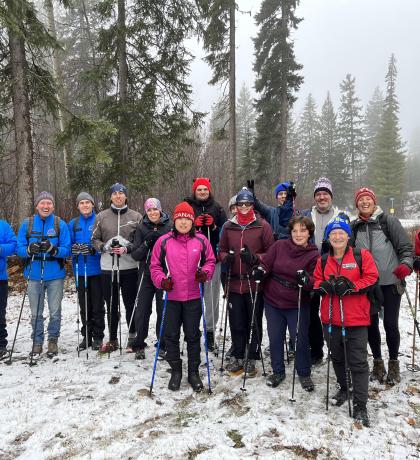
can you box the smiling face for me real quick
[328,229,349,252]
[78,199,93,217]
[195,185,210,202]
[236,201,253,215]
[357,195,376,218]
[111,191,127,208]
[314,191,332,212]
[147,207,161,224]
[277,191,287,206]
[36,199,54,218]
[291,223,310,247]
[175,217,193,234]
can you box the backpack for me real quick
[321,248,383,316]
[159,235,206,273]
[26,215,61,241]
[352,213,392,246]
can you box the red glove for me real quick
[194,215,205,227]
[393,263,411,280]
[203,214,214,227]
[195,270,207,283]
[161,278,174,291]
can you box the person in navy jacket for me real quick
[68,192,105,351]
[0,219,17,358]
[16,192,71,356]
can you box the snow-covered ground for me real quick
[1,277,420,460]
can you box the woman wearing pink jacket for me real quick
[150,201,216,392]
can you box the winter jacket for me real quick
[184,195,227,256]
[350,206,413,286]
[218,215,275,294]
[131,212,172,276]
[254,194,294,240]
[0,220,17,281]
[150,231,216,302]
[68,212,101,277]
[414,228,420,256]
[91,206,142,272]
[16,214,71,281]
[261,238,319,309]
[313,246,379,327]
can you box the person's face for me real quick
[291,223,310,247]
[147,207,161,223]
[329,229,349,252]
[111,191,126,208]
[36,199,54,218]
[195,186,210,201]
[229,205,237,216]
[78,199,93,217]
[277,191,287,205]
[357,196,376,217]
[236,201,253,215]
[175,217,193,234]
[314,191,332,212]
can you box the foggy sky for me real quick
[187,0,420,150]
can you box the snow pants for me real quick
[308,292,324,361]
[0,281,8,349]
[76,274,105,340]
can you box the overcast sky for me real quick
[187,0,420,150]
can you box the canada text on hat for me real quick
[110,183,128,195]
[173,201,195,221]
[313,177,333,197]
[35,191,54,207]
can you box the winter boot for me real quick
[331,386,349,407]
[47,339,58,357]
[353,402,370,427]
[127,333,136,351]
[92,338,103,351]
[99,340,119,353]
[299,375,315,392]
[78,336,92,351]
[30,344,43,356]
[386,359,401,385]
[225,344,235,360]
[266,373,286,388]
[188,363,204,392]
[227,358,244,376]
[135,348,146,360]
[168,360,183,391]
[206,331,215,352]
[370,358,386,383]
[0,347,7,359]
[244,359,257,377]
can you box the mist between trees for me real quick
[1,0,418,229]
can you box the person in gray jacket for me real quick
[92,183,142,353]
[350,187,413,385]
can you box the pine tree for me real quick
[253,0,303,186]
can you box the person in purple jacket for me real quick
[254,216,319,390]
[150,201,216,392]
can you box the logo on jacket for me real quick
[89,225,94,231]
[342,263,357,269]
[47,229,56,237]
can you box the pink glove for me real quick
[393,263,411,280]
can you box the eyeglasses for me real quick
[237,202,253,207]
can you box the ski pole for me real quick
[199,281,212,394]
[217,250,234,359]
[339,296,352,417]
[290,279,303,402]
[107,253,115,359]
[83,255,89,360]
[219,263,232,373]
[207,226,216,351]
[404,286,420,339]
[6,255,35,365]
[29,253,46,367]
[326,291,333,411]
[285,337,290,365]
[116,254,122,356]
[407,275,420,372]
[75,257,81,358]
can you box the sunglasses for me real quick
[237,202,253,207]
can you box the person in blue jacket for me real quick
[0,219,17,358]
[16,191,71,356]
[68,192,105,351]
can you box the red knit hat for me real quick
[355,187,377,206]
[173,201,195,221]
[192,177,211,194]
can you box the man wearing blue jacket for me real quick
[16,192,71,356]
[68,192,105,351]
[0,219,17,358]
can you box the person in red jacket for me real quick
[415,228,420,306]
[218,187,275,377]
[314,217,378,427]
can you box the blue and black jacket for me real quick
[0,220,17,281]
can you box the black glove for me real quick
[27,242,41,256]
[246,179,255,194]
[252,266,265,282]
[79,243,95,255]
[240,245,258,267]
[319,279,335,295]
[71,244,81,255]
[161,277,174,291]
[296,270,310,287]
[287,182,297,198]
[224,251,235,267]
[144,232,160,248]
[40,239,58,256]
[413,257,420,274]
[334,276,355,297]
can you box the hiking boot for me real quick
[244,359,257,377]
[158,348,167,360]
[299,375,315,392]
[267,373,286,388]
[386,359,401,385]
[30,344,43,356]
[332,387,349,407]
[168,360,182,391]
[227,358,244,376]
[225,344,234,360]
[0,347,8,359]
[135,348,146,360]
[370,358,386,383]
[311,356,323,366]
[47,339,58,356]
[188,364,204,392]
[78,337,92,351]
[99,340,119,353]
[127,333,136,350]
[206,331,215,352]
[288,350,295,361]
[92,338,102,351]
[353,402,370,427]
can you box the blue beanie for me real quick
[110,183,128,196]
[325,217,351,239]
[236,187,255,204]
[274,182,290,198]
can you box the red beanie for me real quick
[173,201,195,221]
[355,187,377,206]
[192,177,211,194]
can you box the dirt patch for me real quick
[220,392,250,416]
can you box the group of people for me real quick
[1,176,419,427]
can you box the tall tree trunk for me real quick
[228,2,236,196]
[117,0,129,183]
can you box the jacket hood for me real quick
[355,205,383,223]
[143,210,170,227]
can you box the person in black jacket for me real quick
[185,178,227,351]
[130,198,171,359]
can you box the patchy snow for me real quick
[1,277,420,460]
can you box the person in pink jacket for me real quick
[150,201,216,392]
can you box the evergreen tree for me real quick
[253,0,303,187]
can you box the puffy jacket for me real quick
[131,212,172,276]
[91,206,142,272]
[16,214,71,281]
[254,194,294,240]
[0,220,17,281]
[68,212,101,277]
[218,216,275,294]
[150,231,216,302]
[313,246,379,327]
[350,206,413,285]
[261,238,319,309]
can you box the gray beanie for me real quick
[228,195,237,210]
[35,191,55,207]
[76,192,95,206]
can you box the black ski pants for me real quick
[101,269,138,341]
[76,275,105,340]
[308,292,324,360]
[0,281,8,349]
